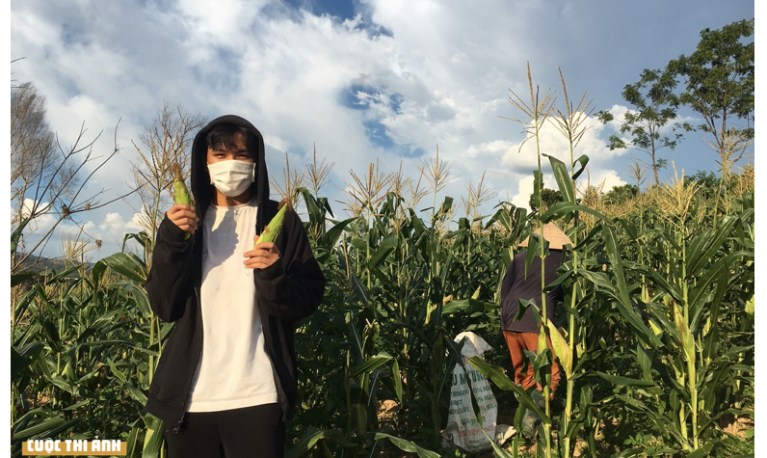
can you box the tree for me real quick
[529,187,562,212]
[597,69,690,186]
[128,102,205,263]
[602,184,639,206]
[668,19,754,186]
[684,170,720,201]
[11,81,128,274]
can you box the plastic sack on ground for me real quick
[441,331,514,453]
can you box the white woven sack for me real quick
[440,332,498,453]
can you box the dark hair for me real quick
[206,124,258,155]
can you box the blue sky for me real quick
[8,0,757,260]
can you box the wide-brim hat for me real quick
[518,223,572,250]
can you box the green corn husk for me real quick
[254,199,291,247]
[171,163,192,240]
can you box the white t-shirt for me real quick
[186,197,278,412]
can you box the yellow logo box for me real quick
[22,440,127,456]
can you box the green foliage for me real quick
[528,188,562,213]
[684,169,747,202]
[668,18,755,187]
[10,163,754,457]
[602,184,639,207]
[597,68,691,185]
[10,258,161,458]
[669,18,755,136]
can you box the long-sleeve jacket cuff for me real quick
[158,216,192,245]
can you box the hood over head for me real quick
[189,115,270,232]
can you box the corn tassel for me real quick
[171,163,193,240]
[254,199,291,247]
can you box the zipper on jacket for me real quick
[173,285,203,434]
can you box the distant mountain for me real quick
[13,255,95,275]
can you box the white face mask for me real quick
[207,160,256,197]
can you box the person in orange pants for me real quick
[502,331,561,394]
[500,223,570,439]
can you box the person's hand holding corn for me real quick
[167,204,199,235]
[244,236,280,269]
[167,163,199,237]
[244,199,289,269]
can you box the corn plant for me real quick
[503,62,558,457]
[11,143,754,458]
[10,251,166,458]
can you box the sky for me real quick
[8,0,756,261]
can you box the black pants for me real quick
[163,404,285,458]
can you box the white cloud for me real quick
[510,176,535,209]
[57,221,96,239]
[176,0,268,54]
[99,212,128,235]
[126,210,147,233]
[12,199,57,235]
[18,0,713,257]
[12,0,567,200]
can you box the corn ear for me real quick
[171,163,193,240]
[254,199,291,247]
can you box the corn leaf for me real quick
[596,372,655,387]
[141,415,164,458]
[391,358,403,404]
[548,155,576,204]
[571,154,590,181]
[368,234,398,269]
[350,352,394,377]
[100,252,147,284]
[685,216,737,277]
[514,298,537,322]
[106,357,127,382]
[373,433,440,458]
[467,356,550,424]
[442,299,497,315]
[541,202,606,224]
[109,282,152,319]
[321,217,355,249]
[578,270,614,292]
[482,428,514,457]
[685,443,714,458]
[611,447,644,458]
[602,224,662,348]
[12,417,67,441]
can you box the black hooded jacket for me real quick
[143,115,326,432]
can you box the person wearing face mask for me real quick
[142,115,326,458]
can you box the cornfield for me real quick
[10,84,754,458]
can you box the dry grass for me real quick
[462,171,497,225]
[503,62,557,155]
[338,159,392,218]
[271,151,306,208]
[720,410,754,439]
[551,67,594,165]
[304,143,335,197]
[376,400,401,424]
[733,162,754,196]
[650,163,702,232]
